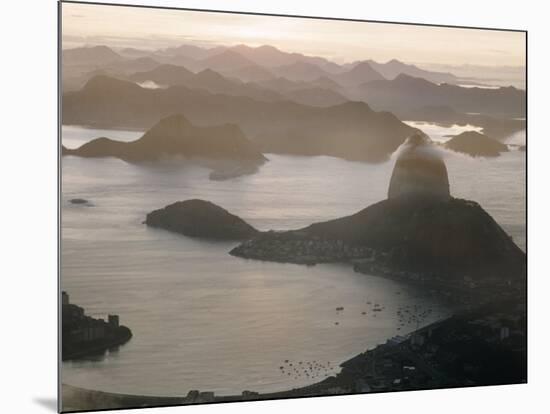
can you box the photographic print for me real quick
[59,1,527,412]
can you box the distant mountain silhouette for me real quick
[63,75,417,162]
[273,61,332,82]
[162,54,201,71]
[130,64,195,85]
[130,65,282,102]
[222,65,275,82]
[63,45,123,66]
[227,44,342,73]
[445,131,509,157]
[257,76,343,94]
[230,44,296,67]
[250,76,349,105]
[163,44,223,60]
[357,74,525,118]
[332,62,386,87]
[283,87,348,107]
[256,77,305,93]
[105,57,160,74]
[199,50,257,71]
[309,76,344,91]
[164,43,342,73]
[63,53,162,91]
[63,114,267,166]
[117,47,153,58]
[64,44,463,88]
[365,59,457,84]
[191,69,284,102]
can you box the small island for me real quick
[145,199,259,240]
[444,131,508,157]
[62,291,132,361]
[69,198,92,206]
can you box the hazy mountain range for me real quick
[62,43,526,162]
[128,64,348,107]
[355,74,525,118]
[62,44,462,89]
[63,75,417,162]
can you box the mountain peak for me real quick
[256,44,279,51]
[139,114,192,141]
[196,68,223,78]
[63,45,122,65]
[389,133,449,201]
[335,61,385,85]
[152,113,190,128]
[345,62,384,78]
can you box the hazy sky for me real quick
[62,2,526,67]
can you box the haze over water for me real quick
[61,123,525,396]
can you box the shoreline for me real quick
[62,294,526,412]
[62,326,132,361]
[58,313,461,411]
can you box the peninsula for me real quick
[143,133,525,292]
[229,134,525,287]
[61,291,132,361]
[63,114,267,179]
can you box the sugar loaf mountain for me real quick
[229,135,525,283]
[145,134,525,286]
[62,114,267,179]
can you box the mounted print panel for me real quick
[59,1,527,412]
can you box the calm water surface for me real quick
[61,123,526,396]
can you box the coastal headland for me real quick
[61,292,132,361]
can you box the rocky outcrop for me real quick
[388,134,450,201]
[146,199,258,240]
[62,292,132,361]
[444,131,509,157]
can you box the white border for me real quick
[2,1,547,413]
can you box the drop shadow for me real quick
[33,397,58,412]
